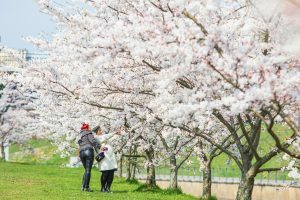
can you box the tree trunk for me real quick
[125,157,132,180]
[202,161,212,199]
[1,142,5,161]
[118,156,123,177]
[132,161,137,179]
[126,146,133,180]
[169,154,178,189]
[131,146,138,179]
[236,173,255,200]
[145,148,156,187]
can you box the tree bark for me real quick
[169,153,178,189]
[125,157,132,180]
[126,146,133,180]
[132,161,137,179]
[1,142,5,161]
[202,160,212,199]
[118,156,123,177]
[145,148,156,187]
[236,172,255,200]
[131,146,138,179]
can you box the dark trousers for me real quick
[80,148,94,189]
[101,170,115,190]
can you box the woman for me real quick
[93,126,121,193]
[78,123,101,192]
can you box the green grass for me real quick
[9,139,68,165]
[0,162,197,200]
[9,139,50,154]
[199,196,218,200]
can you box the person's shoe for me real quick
[105,187,112,193]
[101,187,106,192]
[84,188,93,192]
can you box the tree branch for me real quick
[237,114,261,160]
[142,60,161,72]
[257,167,282,173]
[83,101,124,111]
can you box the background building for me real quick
[0,46,28,68]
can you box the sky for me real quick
[0,0,56,52]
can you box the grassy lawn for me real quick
[9,139,69,165]
[0,162,197,200]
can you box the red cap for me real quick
[81,123,89,130]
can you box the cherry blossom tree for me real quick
[0,72,36,161]
[156,126,197,189]
[143,1,300,199]
[26,0,300,199]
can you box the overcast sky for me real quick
[0,0,56,52]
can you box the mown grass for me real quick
[200,196,218,200]
[0,162,197,200]
[9,139,68,165]
[9,139,50,153]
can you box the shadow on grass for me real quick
[125,179,140,185]
[1,161,32,165]
[162,187,183,195]
[199,196,218,200]
[134,184,161,193]
[110,190,128,194]
[134,184,186,196]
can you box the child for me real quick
[93,126,121,192]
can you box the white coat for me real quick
[95,133,118,171]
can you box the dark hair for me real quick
[92,126,100,133]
